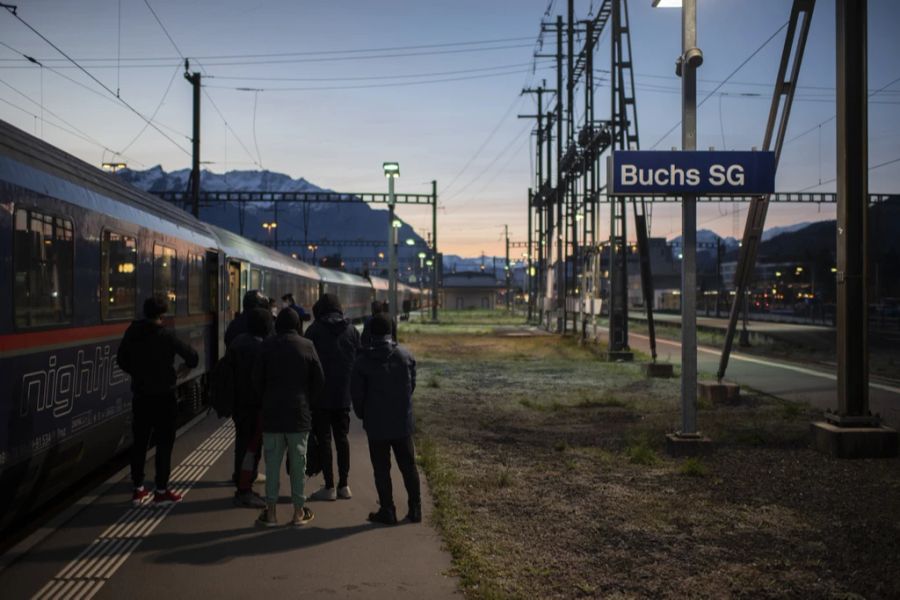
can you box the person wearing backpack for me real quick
[351,313,421,525]
[253,308,325,527]
[226,308,272,508]
[304,294,361,502]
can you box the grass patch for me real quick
[624,437,660,466]
[497,468,513,488]
[679,457,708,477]
[426,374,442,389]
[416,435,512,599]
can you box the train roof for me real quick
[315,266,372,288]
[208,224,322,279]
[0,119,217,248]
[368,275,389,291]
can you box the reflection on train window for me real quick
[250,268,261,292]
[153,244,177,312]
[188,253,205,314]
[101,231,136,320]
[13,208,74,327]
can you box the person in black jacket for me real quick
[282,293,311,333]
[304,293,361,502]
[227,308,272,508]
[225,289,270,347]
[117,295,199,508]
[351,313,421,525]
[361,301,397,346]
[252,308,325,528]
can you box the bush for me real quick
[679,457,707,477]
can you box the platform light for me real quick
[392,219,402,228]
[426,259,434,267]
[383,162,400,178]
[652,0,682,7]
[101,161,127,172]
[418,251,427,259]
[405,238,416,246]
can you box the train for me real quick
[0,119,425,527]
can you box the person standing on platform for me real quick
[351,313,421,525]
[282,293,312,334]
[253,308,325,527]
[117,295,198,507]
[360,300,383,347]
[304,294,360,502]
[225,290,270,347]
[227,307,272,508]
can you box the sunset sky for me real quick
[2,0,898,257]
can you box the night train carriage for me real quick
[207,224,322,322]
[315,267,375,322]
[0,120,220,524]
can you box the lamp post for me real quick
[384,162,400,323]
[262,221,277,247]
[307,243,318,264]
[654,0,704,443]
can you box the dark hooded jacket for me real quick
[304,311,361,410]
[225,308,272,416]
[350,335,417,440]
[117,319,199,397]
[253,309,325,433]
[225,290,271,347]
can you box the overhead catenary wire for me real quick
[1,5,191,156]
[138,0,261,169]
[0,80,143,166]
[204,67,548,93]
[649,21,790,150]
[0,42,538,70]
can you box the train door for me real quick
[227,261,241,322]
[207,250,223,360]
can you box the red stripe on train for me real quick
[0,314,214,353]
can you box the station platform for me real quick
[0,414,459,599]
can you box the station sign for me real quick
[608,150,776,195]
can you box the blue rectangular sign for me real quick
[609,150,776,195]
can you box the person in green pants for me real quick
[253,308,325,527]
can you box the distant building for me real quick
[441,272,501,310]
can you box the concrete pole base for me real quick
[644,363,674,378]
[810,421,898,458]
[665,432,713,457]
[605,351,634,362]
[698,380,741,405]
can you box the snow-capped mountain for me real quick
[117,166,428,274]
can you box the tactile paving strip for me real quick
[32,420,234,600]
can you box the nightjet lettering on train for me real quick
[19,345,128,418]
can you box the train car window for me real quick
[100,231,137,320]
[13,208,74,327]
[188,253,205,314]
[250,268,261,292]
[153,244,177,312]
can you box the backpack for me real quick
[305,429,322,477]
[209,353,236,419]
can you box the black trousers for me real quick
[232,410,261,485]
[313,408,351,488]
[367,436,421,511]
[131,394,177,490]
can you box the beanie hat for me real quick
[275,307,300,334]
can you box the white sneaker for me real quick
[254,472,266,483]
[309,486,337,501]
[337,485,352,500]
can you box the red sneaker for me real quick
[152,489,183,507]
[131,487,151,507]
